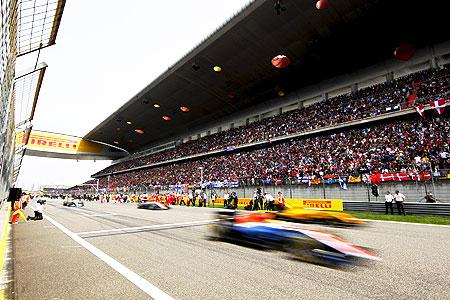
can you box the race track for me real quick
[12,199,450,300]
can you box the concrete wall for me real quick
[190,181,450,203]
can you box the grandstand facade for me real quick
[0,0,65,201]
[85,0,449,201]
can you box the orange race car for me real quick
[275,208,365,227]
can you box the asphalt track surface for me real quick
[12,199,450,300]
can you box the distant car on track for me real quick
[209,211,378,266]
[63,199,84,207]
[137,202,169,210]
[276,208,365,227]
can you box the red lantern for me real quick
[316,0,329,10]
[271,55,291,68]
[394,44,415,61]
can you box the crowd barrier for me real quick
[343,201,450,217]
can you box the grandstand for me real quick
[81,0,449,203]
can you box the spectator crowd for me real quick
[95,116,449,190]
[94,66,449,177]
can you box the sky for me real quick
[16,0,252,190]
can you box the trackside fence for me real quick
[343,201,450,217]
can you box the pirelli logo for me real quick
[303,200,332,209]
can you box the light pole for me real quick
[199,167,204,189]
[319,171,326,199]
[429,162,436,199]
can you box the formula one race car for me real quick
[209,211,378,266]
[63,199,84,207]
[275,208,365,227]
[137,202,169,210]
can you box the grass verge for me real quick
[347,211,450,226]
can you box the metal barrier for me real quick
[344,201,450,217]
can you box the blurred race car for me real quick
[275,208,365,227]
[137,202,169,210]
[63,199,84,207]
[209,211,378,266]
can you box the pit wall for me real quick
[158,181,450,203]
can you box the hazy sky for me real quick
[16,0,252,190]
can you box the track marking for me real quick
[0,206,11,275]
[44,214,174,300]
[80,213,118,217]
[76,219,218,237]
[361,219,450,228]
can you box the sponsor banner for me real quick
[214,198,343,211]
[16,130,101,154]
[293,199,343,211]
[16,130,126,159]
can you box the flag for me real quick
[211,181,223,188]
[324,178,339,184]
[299,176,311,186]
[415,104,425,117]
[429,98,446,115]
[361,174,370,184]
[393,172,411,182]
[348,175,361,183]
[370,173,381,185]
[338,177,348,190]
[275,178,282,185]
[262,179,271,185]
[229,181,239,188]
[411,172,432,181]
[380,173,394,182]
[310,178,321,185]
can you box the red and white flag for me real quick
[415,104,425,117]
[429,98,446,115]
[410,172,432,182]
[380,173,394,182]
[393,172,410,182]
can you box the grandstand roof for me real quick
[84,0,448,153]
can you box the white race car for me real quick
[63,198,84,207]
[137,202,169,210]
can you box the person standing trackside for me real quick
[223,191,230,209]
[394,190,406,215]
[211,192,217,208]
[384,191,394,215]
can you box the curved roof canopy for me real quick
[85,0,448,153]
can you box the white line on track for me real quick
[76,219,218,236]
[79,213,118,217]
[44,213,174,300]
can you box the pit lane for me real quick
[11,199,450,300]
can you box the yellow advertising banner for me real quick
[214,198,343,211]
[16,130,103,154]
